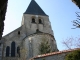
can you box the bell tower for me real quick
[21,0,58,58]
[21,0,53,36]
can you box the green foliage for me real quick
[39,37,51,54]
[65,50,80,60]
[42,58,45,60]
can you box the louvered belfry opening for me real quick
[39,19,42,24]
[32,18,35,23]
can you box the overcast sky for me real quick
[3,0,80,51]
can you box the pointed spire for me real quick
[24,0,48,16]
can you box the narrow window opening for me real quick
[11,41,15,57]
[17,46,20,57]
[6,46,10,57]
[39,19,42,24]
[36,29,39,32]
[32,18,35,23]
[18,31,20,35]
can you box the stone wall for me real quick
[24,33,58,59]
[1,25,58,60]
[3,57,19,60]
[1,26,27,59]
[0,44,3,60]
[21,14,53,36]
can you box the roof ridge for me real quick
[31,48,80,59]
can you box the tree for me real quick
[72,0,80,9]
[20,48,27,60]
[19,40,27,60]
[62,36,80,49]
[65,50,80,60]
[39,37,51,54]
[72,12,80,29]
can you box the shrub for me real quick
[65,50,80,60]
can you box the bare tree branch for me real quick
[77,18,80,20]
[62,37,80,49]
[76,12,80,17]
[72,12,80,28]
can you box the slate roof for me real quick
[24,0,48,16]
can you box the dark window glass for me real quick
[39,19,42,24]
[11,42,15,57]
[6,46,10,57]
[17,46,20,57]
[32,18,35,23]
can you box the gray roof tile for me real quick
[24,0,48,16]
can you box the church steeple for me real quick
[22,0,53,36]
[24,0,48,16]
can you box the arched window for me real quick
[17,46,20,57]
[39,19,42,24]
[6,46,10,57]
[11,41,15,57]
[32,18,35,23]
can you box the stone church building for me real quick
[1,0,80,60]
[1,0,59,60]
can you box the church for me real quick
[1,0,58,60]
[1,0,80,60]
